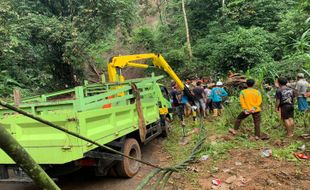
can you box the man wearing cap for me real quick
[210,81,228,116]
[296,73,308,112]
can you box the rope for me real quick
[136,116,206,190]
[0,100,162,170]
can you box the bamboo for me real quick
[0,124,60,190]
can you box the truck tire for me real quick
[0,165,9,179]
[115,138,141,178]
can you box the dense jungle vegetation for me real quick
[0,0,309,96]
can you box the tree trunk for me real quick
[0,125,60,190]
[181,0,193,60]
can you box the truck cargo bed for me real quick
[0,76,165,164]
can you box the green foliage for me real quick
[0,0,138,96]
[1,0,310,97]
[131,26,155,51]
[226,0,296,31]
[277,8,310,55]
[187,0,222,38]
[194,27,276,73]
[273,54,310,79]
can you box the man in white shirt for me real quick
[296,73,309,112]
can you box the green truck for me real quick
[0,75,171,178]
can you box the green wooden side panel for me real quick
[0,76,164,165]
[0,111,84,164]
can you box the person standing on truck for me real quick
[210,81,228,116]
[230,79,267,140]
[296,73,309,112]
[193,81,206,118]
[170,84,185,126]
[275,77,295,137]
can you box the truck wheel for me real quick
[0,165,9,179]
[115,138,141,178]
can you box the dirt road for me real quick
[0,138,166,190]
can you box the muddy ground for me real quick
[167,131,310,190]
[175,148,310,190]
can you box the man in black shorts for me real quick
[275,77,295,137]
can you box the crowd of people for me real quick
[170,79,228,125]
[169,73,309,139]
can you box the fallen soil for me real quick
[169,131,310,190]
[195,148,310,190]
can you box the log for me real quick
[0,125,60,190]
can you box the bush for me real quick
[194,27,278,73]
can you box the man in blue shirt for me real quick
[210,82,228,116]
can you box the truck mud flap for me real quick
[0,165,9,179]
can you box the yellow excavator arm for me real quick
[107,53,185,90]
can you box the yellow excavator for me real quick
[107,53,194,102]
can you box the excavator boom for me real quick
[107,54,185,90]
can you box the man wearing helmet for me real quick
[210,81,228,116]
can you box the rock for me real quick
[267,179,275,186]
[210,167,219,173]
[187,166,200,172]
[235,161,242,166]
[233,176,247,187]
[238,176,247,184]
[225,175,237,184]
[199,155,209,161]
[223,168,231,173]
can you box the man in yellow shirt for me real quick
[230,79,266,139]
